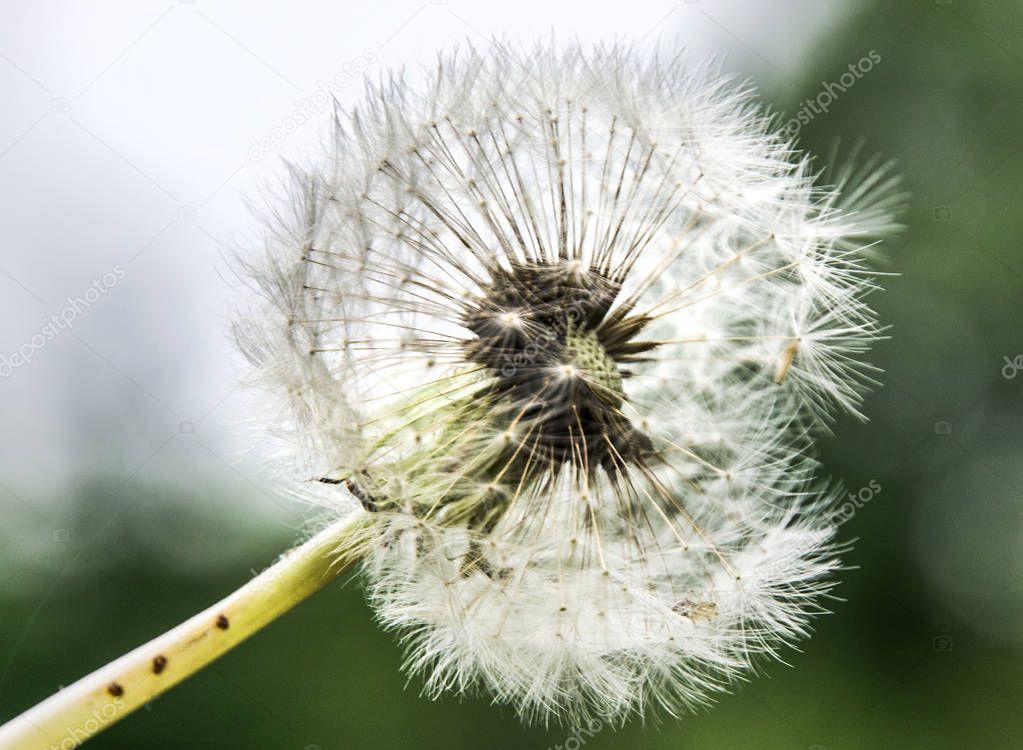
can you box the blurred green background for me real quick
[3,1,1023,747]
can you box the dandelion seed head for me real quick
[238,41,903,725]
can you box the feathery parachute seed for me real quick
[239,42,903,725]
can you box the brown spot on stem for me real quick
[216,614,230,630]
[107,682,124,697]
[152,655,168,674]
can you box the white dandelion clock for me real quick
[0,42,904,747]
[237,43,902,724]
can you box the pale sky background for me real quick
[0,0,856,567]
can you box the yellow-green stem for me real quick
[0,510,373,750]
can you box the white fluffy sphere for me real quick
[239,42,902,725]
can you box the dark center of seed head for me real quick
[462,260,655,474]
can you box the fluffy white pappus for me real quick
[237,41,902,725]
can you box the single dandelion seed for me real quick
[0,41,904,745]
